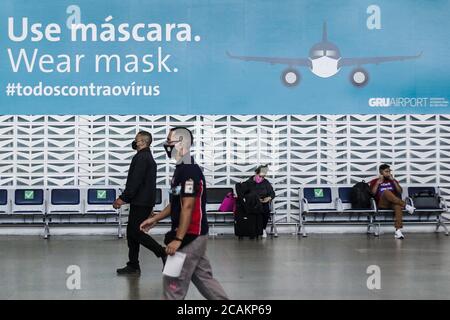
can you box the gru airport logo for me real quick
[368,97,450,108]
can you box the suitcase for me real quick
[234,212,264,238]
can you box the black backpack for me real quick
[350,181,373,209]
[235,181,263,215]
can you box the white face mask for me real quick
[310,56,340,78]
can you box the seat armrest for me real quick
[438,196,448,211]
[435,187,447,211]
[269,198,276,213]
[371,198,378,212]
[335,198,344,213]
[300,198,309,214]
[405,196,414,207]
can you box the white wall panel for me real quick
[0,114,449,223]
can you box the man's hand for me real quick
[140,217,157,233]
[166,240,181,256]
[112,198,125,209]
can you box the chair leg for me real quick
[302,225,308,237]
[118,222,123,239]
[436,215,449,236]
[210,224,217,237]
[297,217,303,235]
[367,215,375,236]
[269,213,278,237]
[443,224,449,236]
[273,220,278,237]
[43,217,49,239]
[117,209,123,239]
[375,223,381,237]
[297,213,305,236]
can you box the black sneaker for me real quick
[116,265,141,276]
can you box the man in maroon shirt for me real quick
[369,164,415,239]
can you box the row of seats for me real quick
[298,185,449,237]
[0,187,237,215]
[9,184,444,238]
[0,186,243,238]
[0,188,118,215]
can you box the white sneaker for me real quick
[395,229,405,239]
[405,204,415,215]
[262,230,267,238]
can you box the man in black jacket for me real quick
[114,131,166,276]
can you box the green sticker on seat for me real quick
[24,190,34,200]
[97,190,107,199]
[314,188,324,198]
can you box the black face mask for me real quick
[132,140,138,150]
[163,144,174,158]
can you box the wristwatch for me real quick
[174,237,183,242]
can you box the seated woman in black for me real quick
[245,165,276,238]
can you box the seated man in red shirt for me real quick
[369,164,415,239]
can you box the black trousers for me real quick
[262,203,271,229]
[127,204,165,269]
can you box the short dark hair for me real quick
[170,127,194,145]
[137,130,152,146]
[379,164,390,172]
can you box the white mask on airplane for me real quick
[310,56,340,78]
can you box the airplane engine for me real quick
[350,68,369,87]
[281,68,301,87]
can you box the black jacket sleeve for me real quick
[266,180,276,199]
[119,153,148,203]
[147,162,157,208]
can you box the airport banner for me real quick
[0,0,449,115]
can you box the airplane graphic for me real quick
[227,22,422,87]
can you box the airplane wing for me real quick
[338,52,422,68]
[226,51,311,67]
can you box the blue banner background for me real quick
[0,0,449,114]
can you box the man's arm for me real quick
[176,197,195,240]
[370,178,382,195]
[119,155,147,203]
[267,181,276,200]
[393,180,403,194]
[148,161,157,209]
[153,203,172,221]
[166,196,195,256]
[139,203,171,232]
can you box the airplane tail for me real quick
[322,22,327,42]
